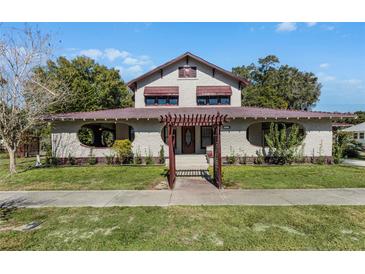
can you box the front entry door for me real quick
[182,126,195,154]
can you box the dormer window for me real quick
[178,66,197,78]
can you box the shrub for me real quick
[88,156,97,165]
[67,154,76,165]
[265,122,303,165]
[105,153,115,165]
[239,153,247,165]
[316,141,325,164]
[134,148,143,165]
[159,145,165,164]
[112,140,133,164]
[226,146,237,164]
[145,148,154,165]
[254,149,264,164]
[49,157,60,166]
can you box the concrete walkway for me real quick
[1,177,365,207]
[342,159,365,167]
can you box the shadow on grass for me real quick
[0,199,26,222]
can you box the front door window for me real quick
[182,126,195,154]
[185,128,192,145]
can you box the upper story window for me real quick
[197,96,231,105]
[178,66,197,78]
[145,96,179,106]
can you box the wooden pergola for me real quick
[160,112,229,189]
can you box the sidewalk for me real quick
[1,178,365,207]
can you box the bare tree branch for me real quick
[0,25,69,174]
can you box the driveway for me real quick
[1,178,365,207]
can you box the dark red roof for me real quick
[126,52,249,89]
[197,86,232,96]
[45,107,355,121]
[144,86,179,96]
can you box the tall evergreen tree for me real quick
[233,55,321,110]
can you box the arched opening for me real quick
[246,122,305,147]
[77,123,135,148]
[161,125,176,148]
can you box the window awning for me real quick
[144,86,179,96]
[196,86,232,96]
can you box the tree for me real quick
[333,131,363,163]
[233,55,321,110]
[335,111,365,125]
[0,26,68,174]
[34,56,133,113]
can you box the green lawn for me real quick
[222,165,365,189]
[1,206,364,250]
[0,154,166,190]
[1,153,365,190]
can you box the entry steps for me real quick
[167,154,209,171]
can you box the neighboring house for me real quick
[342,122,365,146]
[332,122,353,132]
[47,52,353,166]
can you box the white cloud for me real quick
[319,63,330,69]
[79,49,103,59]
[322,75,336,82]
[77,49,154,81]
[123,55,152,66]
[123,57,139,65]
[104,48,130,61]
[318,72,336,82]
[323,25,335,31]
[341,79,363,88]
[276,22,297,32]
[306,22,317,27]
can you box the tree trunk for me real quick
[7,148,17,174]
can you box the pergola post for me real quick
[213,125,223,189]
[167,124,176,189]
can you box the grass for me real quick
[0,206,364,250]
[222,165,365,189]
[0,154,166,190]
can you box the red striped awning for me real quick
[144,86,179,96]
[196,86,232,96]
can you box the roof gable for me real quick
[126,52,249,89]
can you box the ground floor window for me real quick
[354,133,358,139]
[360,132,364,139]
[145,96,178,106]
[197,96,230,105]
[78,123,116,147]
[246,122,305,147]
[201,126,213,148]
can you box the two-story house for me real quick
[49,52,352,170]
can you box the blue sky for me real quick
[4,22,365,112]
